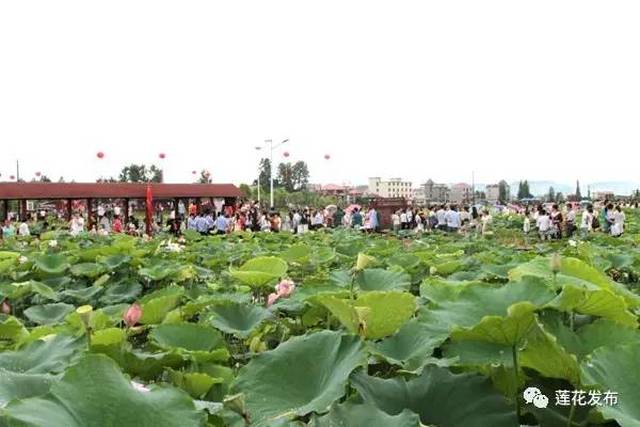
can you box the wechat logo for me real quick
[523,387,549,409]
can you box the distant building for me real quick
[592,191,615,201]
[368,177,412,199]
[422,179,450,204]
[485,180,510,203]
[450,183,472,205]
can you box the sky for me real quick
[1,1,639,188]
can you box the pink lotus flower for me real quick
[275,279,295,297]
[267,293,280,307]
[0,300,10,315]
[123,303,142,328]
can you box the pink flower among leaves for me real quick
[267,293,280,307]
[275,279,296,297]
[0,300,11,315]
[123,303,142,328]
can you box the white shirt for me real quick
[400,213,407,223]
[436,209,446,225]
[445,210,461,228]
[18,222,30,236]
[392,214,400,226]
[581,212,593,230]
[537,215,551,232]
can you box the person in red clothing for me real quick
[112,215,123,233]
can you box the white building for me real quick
[486,180,511,203]
[422,179,450,204]
[368,177,412,199]
[450,183,472,205]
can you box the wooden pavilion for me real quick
[0,182,243,230]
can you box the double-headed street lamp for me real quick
[255,138,289,209]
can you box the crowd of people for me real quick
[0,198,631,241]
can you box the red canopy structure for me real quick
[0,182,243,231]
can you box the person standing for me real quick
[215,213,229,235]
[580,205,594,238]
[612,205,625,236]
[391,210,401,233]
[436,205,447,231]
[565,204,576,237]
[536,207,551,240]
[351,208,363,229]
[445,205,461,233]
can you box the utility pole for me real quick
[16,160,20,182]
[471,170,475,205]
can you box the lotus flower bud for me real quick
[429,266,438,275]
[550,253,562,274]
[267,293,280,307]
[0,300,11,314]
[76,305,93,328]
[355,253,375,271]
[123,303,142,328]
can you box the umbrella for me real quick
[325,204,338,214]
[345,204,361,213]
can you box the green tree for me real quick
[254,158,275,192]
[239,183,252,198]
[118,164,163,183]
[575,180,582,200]
[556,192,565,203]
[547,186,556,202]
[498,180,509,203]
[291,161,310,191]
[197,170,212,184]
[277,163,295,192]
[517,181,524,200]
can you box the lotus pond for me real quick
[0,216,640,426]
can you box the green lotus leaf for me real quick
[118,350,187,381]
[370,317,450,372]
[61,285,104,304]
[282,244,312,263]
[34,254,71,275]
[2,354,204,427]
[0,369,55,407]
[139,261,195,282]
[546,284,637,327]
[0,334,83,374]
[310,401,420,427]
[91,327,126,348]
[207,301,273,338]
[97,254,132,269]
[0,316,29,343]
[420,277,556,337]
[229,256,288,288]
[150,323,227,352]
[581,342,640,426]
[351,365,517,427]
[140,294,183,325]
[450,301,539,346]
[231,331,366,424]
[24,303,75,325]
[356,269,411,291]
[70,262,107,279]
[99,281,142,305]
[510,256,640,308]
[316,291,416,339]
[0,281,58,301]
[167,368,222,398]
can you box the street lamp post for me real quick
[256,138,288,210]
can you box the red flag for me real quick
[145,184,153,236]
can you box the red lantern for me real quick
[283,151,290,158]
[97,151,105,159]
[35,171,41,177]
[159,153,166,159]
[192,170,197,175]
[324,154,331,160]
[9,175,15,180]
